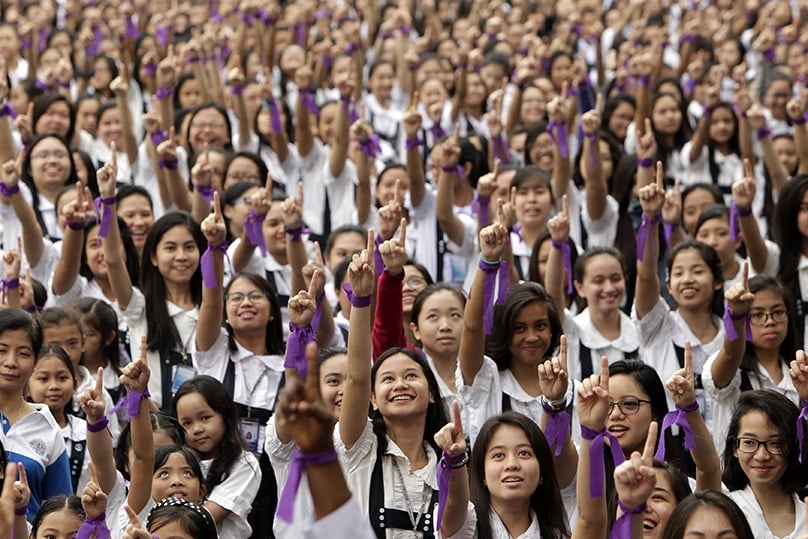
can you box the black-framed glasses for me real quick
[748,309,788,326]
[734,437,787,455]
[608,398,651,416]
[225,291,269,305]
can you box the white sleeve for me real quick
[302,496,376,539]
[192,329,230,379]
[206,452,262,519]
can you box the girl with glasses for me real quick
[722,390,808,538]
[703,275,799,449]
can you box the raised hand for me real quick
[731,159,756,212]
[440,125,461,168]
[434,400,467,458]
[154,129,178,164]
[200,192,227,245]
[547,194,571,243]
[78,367,107,424]
[666,341,696,408]
[577,357,610,430]
[0,147,25,190]
[724,261,754,317]
[14,102,33,143]
[538,335,569,402]
[580,99,601,135]
[636,118,657,161]
[122,505,152,539]
[280,182,303,228]
[61,182,92,227]
[347,230,376,298]
[301,244,326,298]
[191,143,214,189]
[476,159,500,202]
[96,142,118,198]
[638,162,666,217]
[276,342,338,453]
[109,76,129,96]
[2,236,21,281]
[379,218,408,274]
[119,336,150,394]
[479,221,508,262]
[288,269,321,328]
[790,350,808,407]
[614,422,658,510]
[81,462,108,521]
[661,178,682,225]
[403,91,422,140]
[377,185,404,241]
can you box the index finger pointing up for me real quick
[367,228,375,254]
[561,194,569,217]
[397,218,407,246]
[743,158,753,180]
[683,340,692,379]
[599,356,609,389]
[451,399,463,437]
[742,260,749,289]
[212,191,222,219]
[95,367,104,397]
[656,161,664,189]
[642,421,658,464]
[307,268,321,298]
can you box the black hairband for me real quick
[147,496,217,532]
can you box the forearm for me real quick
[739,214,767,274]
[10,195,44,267]
[406,144,426,208]
[440,467,470,537]
[307,460,352,521]
[196,261,224,352]
[573,440,607,537]
[689,118,709,162]
[87,428,117,494]
[328,103,349,178]
[551,145,571,203]
[584,141,607,220]
[686,409,722,490]
[711,338,746,388]
[51,228,83,295]
[116,98,139,165]
[435,171,466,245]
[286,235,308,294]
[164,169,191,212]
[459,268,486,385]
[355,154,371,226]
[760,137,787,200]
[103,218,133,309]
[545,245,568,322]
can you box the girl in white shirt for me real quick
[722,390,807,539]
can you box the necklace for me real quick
[392,458,431,535]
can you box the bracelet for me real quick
[341,282,371,308]
[87,416,109,433]
[722,305,751,342]
[0,181,20,197]
[478,255,501,271]
[284,225,305,242]
[158,157,179,170]
[540,395,567,413]
[0,101,17,119]
[637,158,654,168]
[441,451,469,469]
[793,114,808,126]
[736,205,752,218]
[229,85,243,96]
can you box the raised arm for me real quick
[190,143,214,224]
[547,91,572,201]
[329,71,352,179]
[51,184,91,295]
[459,222,508,385]
[78,369,117,494]
[0,151,45,268]
[688,85,719,164]
[110,76,139,166]
[0,238,21,309]
[155,131,192,213]
[435,125,468,246]
[635,118,658,190]
[611,422,658,539]
[633,163,665,319]
[733,161,768,274]
[294,60,315,158]
[349,118,374,227]
[545,196,571,324]
[667,341,721,490]
[709,262,754,389]
[581,96,607,220]
[373,216,407,359]
[751,99,787,201]
[433,401,469,537]
[99,146,134,310]
[403,92,426,209]
[195,193,227,352]
[339,231,376,449]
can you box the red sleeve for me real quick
[372,269,406,361]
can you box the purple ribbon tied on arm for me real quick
[636,213,660,262]
[479,258,509,335]
[77,515,111,539]
[797,401,808,463]
[655,401,699,461]
[125,16,139,39]
[542,406,571,457]
[722,306,752,342]
[472,196,490,227]
[610,501,647,539]
[585,132,598,169]
[299,91,320,117]
[358,134,382,159]
[581,425,626,498]
[200,241,228,289]
[209,0,222,23]
[436,452,467,531]
[663,221,676,247]
[295,22,306,46]
[285,323,316,377]
[729,202,740,241]
[155,23,170,48]
[545,121,569,159]
[94,196,116,239]
[551,240,574,295]
[266,99,283,133]
[276,448,339,522]
[0,278,19,304]
[0,102,17,119]
[374,233,384,279]
[87,24,104,56]
[244,209,267,256]
[109,388,151,418]
[492,135,510,164]
[429,123,447,141]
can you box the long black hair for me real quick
[80,216,140,286]
[774,174,808,320]
[223,272,284,354]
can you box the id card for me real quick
[172,365,196,396]
[239,418,261,453]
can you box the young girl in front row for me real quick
[634,166,726,425]
[123,497,219,539]
[173,376,262,539]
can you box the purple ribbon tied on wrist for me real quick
[479,258,510,335]
[125,16,139,39]
[551,240,574,295]
[472,195,490,227]
[0,180,18,197]
[729,202,752,242]
[77,514,110,539]
[200,241,228,288]
[87,24,104,56]
[655,401,699,461]
[155,23,170,48]
[94,196,116,239]
[0,278,19,304]
[193,183,215,202]
[276,448,339,522]
[610,501,647,539]
[546,121,569,159]
[797,401,808,463]
[266,99,283,133]
[244,209,267,256]
[341,282,372,308]
[299,91,320,117]
[722,306,752,342]
[358,134,382,159]
[636,213,660,262]
[0,102,17,119]
[285,322,316,377]
[542,405,570,457]
[436,451,467,530]
[581,425,625,498]
[109,388,150,419]
[429,123,447,141]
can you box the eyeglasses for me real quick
[191,121,227,131]
[404,276,427,289]
[227,173,260,184]
[225,291,269,304]
[734,437,787,455]
[608,398,651,416]
[748,309,788,326]
[31,150,70,161]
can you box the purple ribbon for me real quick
[763,48,776,62]
[798,402,808,463]
[546,121,569,159]
[663,221,676,247]
[723,307,752,342]
[374,233,384,279]
[542,404,570,457]
[193,183,215,202]
[158,157,179,170]
[341,282,372,308]
[358,134,382,159]
[0,181,20,196]
[551,240,574,295]
[585,132,597,168]
[261,98,281,134]
[87,24,104,56]
[276,448,339,522]
[110,388,151,418]
[210,0,222,23]
[155,23,170,48]
[405,138,423,151]
[152,84,171,102]
[299,91,320,117]
[285,322,316,376]
[636,213,660,262]
[1,278,19,304]
[200,241,228,288]
[0,102,17,119]
[479,258,509,335]
[77,514,110,539]
[34,79,54,92]
[492,134,509,164]
[150,131,168,148]
[429,123,447,141]
[93,196,115,239]
[728,202,751,241]
[610,501,647,539]
[436,452,467,531]
[472,196,490,227]
[295,22,306,46]
[244,209,267,256]
[314,8,331,19]
[125,16,139,39]
[682,78,696,95]
[655,401,698,460]
[581,425,625,498]
[86,416,109,433]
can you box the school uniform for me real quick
[1,403,72,520]
[237,132,301,189]
[702,351,799,453]
[300,496,376,539]
[364,94,404,163]
[563,308,641,382]
[729,486,806,539]
[564,184,621,252]
[61,414,89,494]
[201,451,262,539]
[797,255,808,348]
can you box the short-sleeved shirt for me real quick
[202,451,262,539]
